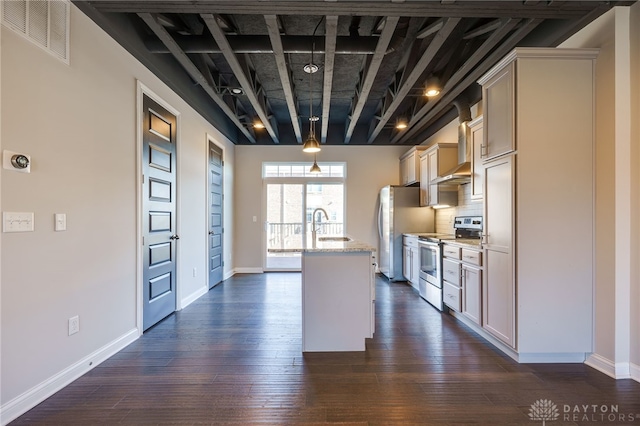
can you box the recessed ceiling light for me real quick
[396,121,408,130]
[253,121,265,129]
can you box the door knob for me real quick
[169,234,180,240]
[209,231,214,235]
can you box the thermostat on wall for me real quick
[3,150,31,173]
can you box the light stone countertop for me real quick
[268,235,376,254]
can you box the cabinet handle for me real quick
[480,144,486,158]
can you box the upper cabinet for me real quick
[481,62,515,161]
[399,146,428,186]
[469,116,484,200]
[421,143,458,207]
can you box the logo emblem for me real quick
[529,399,559,425]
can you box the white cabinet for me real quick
[481,62,515,161]
[483,156,514,347]
[421,143,458,207]
[419,153,428,206]
[399,146,427,186]
[443,243,483,318]
[402,235,420,289]
[468,116,484,200]
[441,243,461,312]
[478,48,597,361]
[462,264,482,325]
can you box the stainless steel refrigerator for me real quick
[377,185,434,281]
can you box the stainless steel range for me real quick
[418,216,482,311]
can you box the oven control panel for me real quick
[453,216,483,231]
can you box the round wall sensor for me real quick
[11,154,29,169]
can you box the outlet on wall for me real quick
[68,315,79,336]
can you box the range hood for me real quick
[433,99,472,187]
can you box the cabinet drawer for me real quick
[403,235,418,248]
[443,282,462,312]
[442,258,461,286]
[461,249,482,266]
[443,245,461,259]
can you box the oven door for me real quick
[418,241,440,287]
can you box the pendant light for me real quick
[310,154,321,173]
[302,41,321,153]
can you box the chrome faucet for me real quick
[311,208,329,242]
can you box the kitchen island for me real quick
[301,237,376,352]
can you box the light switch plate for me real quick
[55,213,66,231]
[3,212,35,232]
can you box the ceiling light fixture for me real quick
[230,87,243,95]
[424,75,441,97]
[310,154,321,173]
[253,121,265,129]
[395,119,408,130]
[302,41,321,153]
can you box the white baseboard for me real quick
[517,352,587,363]
[585,353,615,378]
[630,362,640,383]
[223,270,235,280]
[585,353,632,379]
[233,267,264,274]
[180,285,208,310]
[0,328,139,426]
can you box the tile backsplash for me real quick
[434,183,483,233]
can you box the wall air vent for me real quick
[2,0,70,64]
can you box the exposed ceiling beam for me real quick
[321,16,339,144]
[92,1,611,19]
[144,34,380,55]
[137,13,256,143]
[463,18,503,39]
[265,14,302,143]
[201,13,279,143]
[416,18,444,39]
[392,17,520,144]
[344,16,400,144]
[366,17,461,144]
[397,18,544,144]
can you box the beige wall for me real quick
[233,145,408,270]
[1,4,235,418]
[560,4,640,379]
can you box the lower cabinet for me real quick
[402,235,420,290]
[443,281,461,312]
[461,264,481,325]
[482,249,514,348]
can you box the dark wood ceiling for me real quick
[73,1,633,146]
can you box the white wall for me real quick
[559,4,640,379]
[233,145,408,270]
[0,4,235,421]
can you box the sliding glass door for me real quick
[264,182,344,270]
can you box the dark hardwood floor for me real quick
[10,273,640,425]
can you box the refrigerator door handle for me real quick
[377,200,383,239]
